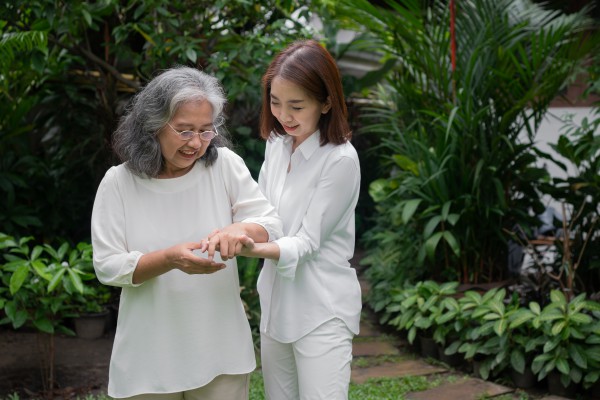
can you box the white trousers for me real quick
[261,318,354,400]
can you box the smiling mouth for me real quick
[283,124,298,131]
[179,149,197,157]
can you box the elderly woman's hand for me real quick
[169,242,226,275]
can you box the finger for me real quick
[219,239,230,261]
[227,240,242,258]
[207,236,219,261]
[234,242,243,255]
[240,235,254,246]
[199,238,209,252]
[205,263,226,274]
[207,229,220,241]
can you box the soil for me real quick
[0,326,113,399]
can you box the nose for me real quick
[279,109,293,123]
[186,133,203,147]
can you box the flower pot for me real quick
[510,366,536,389]
[74,309,109,339]
[590,380,600,399]
[437,344,463,367]
[419,336,439,359]
[547,370,578,398]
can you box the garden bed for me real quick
[0,327,112,398]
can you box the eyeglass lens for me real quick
[180,130,217,140]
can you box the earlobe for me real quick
[322,97,332,114]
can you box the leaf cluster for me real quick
[0,233,106,334]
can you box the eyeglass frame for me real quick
[166,122,219,141]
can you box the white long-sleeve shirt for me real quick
[91,148,282,398]
[257,131,362,343]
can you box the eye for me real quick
[180,130,195,139]
[292,107,303,111]
[270,101,280,107]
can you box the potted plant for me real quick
[386,280,458,358]
[501,300,545,388]
[0,233,99,393]
[450,287,511,380]
[433,291,465,367]
[63,242,113,339]
[531,290,599,396]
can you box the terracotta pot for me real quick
[74,309,109,339]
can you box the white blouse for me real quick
[257,131,362,343]
[91,148,282,398]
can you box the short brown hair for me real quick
[259,39,351,145]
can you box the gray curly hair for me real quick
[112,66,231,177]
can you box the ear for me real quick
[321,96,332,114]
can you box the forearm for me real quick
[132,249,174,284]
[233,222,269,243]
[241,241,280,261]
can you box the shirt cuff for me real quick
[242,217,283,242]
[274,237,298,280]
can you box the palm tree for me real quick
[336,0,599,283]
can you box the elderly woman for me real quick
[91,66,282,400]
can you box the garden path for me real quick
[350,251,579,400]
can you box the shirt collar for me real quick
[285,130,321,160]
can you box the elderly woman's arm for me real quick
[133,243,226,284]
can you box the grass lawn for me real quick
[250,370,439,400]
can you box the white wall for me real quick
[532,107,598,215]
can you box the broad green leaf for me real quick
[442,231,460,256]
[34,318,54,334]
[402,199,422,224]
[424,232,443,260]
[67,268,84,294]
[510,349,526,374]
[47,268,66,292]
[9,265,29,295]
[32,260,52,281]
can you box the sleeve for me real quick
[221,149,283,241]
[274,151,361,280]
[258,138,272,196]
[91,167,144,287]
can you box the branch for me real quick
[49,36,140,90]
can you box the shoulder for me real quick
[215,147,250,175]
[101,164,129,183]
[216,146,243,162]
[325,141,359,166]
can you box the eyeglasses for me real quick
[166,122,219,141]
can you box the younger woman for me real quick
[235,39,362,399]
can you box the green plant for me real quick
[503,301,546,377]
[336,0,599,284]
[0,233,99,393]
[452,288,511,380]
[386,280,458,345]
[531,290,600,390]
[237,256,262,350]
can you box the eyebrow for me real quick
[270,94,305,104]
[172,121,214,128]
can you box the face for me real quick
[157,99,214,178]
[269,76,331,148]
